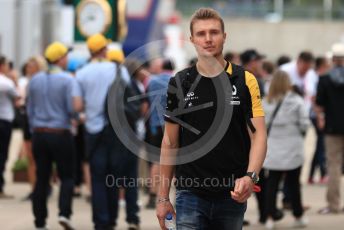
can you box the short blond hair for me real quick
[267,70,292,103]
[27,55,48,72]
[190,8,224,35]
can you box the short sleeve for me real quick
[245,71,265,118]
[164,77,182,124]
[120,65,131,84]
[307,70,318,97]
[0,78,18,98]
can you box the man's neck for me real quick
[196,55,226,77]
[48,64,63,73]
[91,53,106,61]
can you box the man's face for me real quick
[59,55,68,70]
[333,57,344,67]
[190,19,226,58]
[149,59,163,75]
[297,60,313,77]
[0,61,10,75]
[26,60,39,76]
[247,59,263,76]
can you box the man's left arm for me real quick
[247,117,267,175]
[231,71,267,203]
[231,117,267,203]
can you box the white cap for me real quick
[331,43,344,57]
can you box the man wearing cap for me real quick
[241,49,266,97]
[27,42,82,230]
[316,43,344,214]
[76,34,140,230]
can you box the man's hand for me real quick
[231,176,254,203]
[156,200,176,230]
[317,116,325,130]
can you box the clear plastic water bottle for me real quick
[165,213,176,230]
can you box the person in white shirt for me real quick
[0,55,19,198]
[280,51,318,113]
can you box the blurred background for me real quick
[1,0,344,70]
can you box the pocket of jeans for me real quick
[176,189,191,200]
[229,198,247,213]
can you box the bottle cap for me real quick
[166,213,173,220]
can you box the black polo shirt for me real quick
[164,62,264,198]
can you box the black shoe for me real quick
[259,217,266,224]
[145,199,156,209]
[145,194,156,209]
[128,223,140,230]
[243,219,250,226]
[73,192,82,198]
[85,195,91,203]
[272,209,284,221]
[21,192,33,201]
[282,201,292,210]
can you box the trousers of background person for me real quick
[309,118,327,180]
[325,135,344,212]
[74,124,85,193]
[32,131,75,228]
[265,167,303,218]
[0,119,12,194]
[86,125,139,230]
[255,170,267,223]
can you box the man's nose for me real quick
[205,33,212,42]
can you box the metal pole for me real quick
[274,0,284,19]
[324,0,333,21]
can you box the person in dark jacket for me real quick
[316,43,344,214]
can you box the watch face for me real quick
[77,0,112,37]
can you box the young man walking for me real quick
[27,42,82,229]
[156,8,267,230]
[76,34,140,230]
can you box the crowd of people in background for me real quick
[1,32,344,229]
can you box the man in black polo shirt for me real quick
[316,43,344,214]
[156,8,267,230]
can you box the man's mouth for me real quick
[204,46,215,51]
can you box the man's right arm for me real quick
[158,121,179,197]
[26,81,35,132]
[71,75,83,112]
[156,121,179,229]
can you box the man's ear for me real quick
[223,32,227,42]
[190,35,194,44]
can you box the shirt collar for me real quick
[47,65,63,74]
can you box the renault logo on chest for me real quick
[232,85,237,95]
[230,85,240,105]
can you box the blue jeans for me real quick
[309,117,327,178]
[86,125,139,230]
[176,190,247,230]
